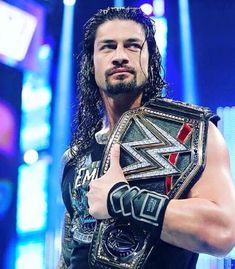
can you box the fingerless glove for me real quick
[107,182,169,240]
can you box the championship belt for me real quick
[89,98,214,269]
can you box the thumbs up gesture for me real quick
[87,144,128,219]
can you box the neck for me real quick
[101,91,143,130]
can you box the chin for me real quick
[105,81,138,96]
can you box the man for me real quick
[58,7,235,269]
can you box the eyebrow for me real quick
[97,38,144,45]
[125,38,143,43]
[97,39,116,45]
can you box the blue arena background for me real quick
[0,0,234,268]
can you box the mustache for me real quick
[105,66,136,77]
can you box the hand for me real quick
[87,143,128,219]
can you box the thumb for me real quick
[109,143,120,168]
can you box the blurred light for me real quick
[23,149,39,164]
[22,85,52,111]
[0,1,37,61]
[151,17,167,64]
[17,161,48,233]
[15,241,44,269]
[1,57,17,67]
[46,2,74,267]
[63,0,76,6]
[21,123,50,151]
[153,0,165,17]
[38,45,51,60]
[20,71,52,151]
[140,3,153,16]
[0,180,13,218]
[0,101,16,156]
[179,0,198,104]
[114,0,124,6]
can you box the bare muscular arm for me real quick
[161,122,235,256]
[88,123,235,256]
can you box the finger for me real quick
[110,143,120,168]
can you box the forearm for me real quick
[161,198,234,256]
[108,184,235,256]
[108,183,169,240]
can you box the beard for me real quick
[104,74,149,97]
[106,80,137,95]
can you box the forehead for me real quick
[94,19,146,43]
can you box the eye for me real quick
[126,43,142,51]
[100,43,116,50]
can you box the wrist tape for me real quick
[107,182,169,239]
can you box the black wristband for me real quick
[107,182,129,217]
[107,183,169,241]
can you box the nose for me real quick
[112,46,129,66]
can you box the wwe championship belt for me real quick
[89,98,214,269]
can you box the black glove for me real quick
[107,182,169,241]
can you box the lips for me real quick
[108,67,135,76]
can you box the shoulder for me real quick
[188,121,234,203]
[207,122,230,165]
[148,97,219,123]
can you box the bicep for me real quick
[188,122,235,209]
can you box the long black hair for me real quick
[70,7,167,162]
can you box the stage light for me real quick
[0,1,37,61]
[63,0,76,6]
[114,0,124,6]
[22,84,52,111]
[153,0,165,17]
[17,161,48,233]
[23,149,39,165]
[0,180,12,218]
[47,2,75,267]
[20,71,52,151]
[179,0,198,104]
[38,44,51,60]
[140,3,153,16]
[151,17,167,65]
[15,241,44,269]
